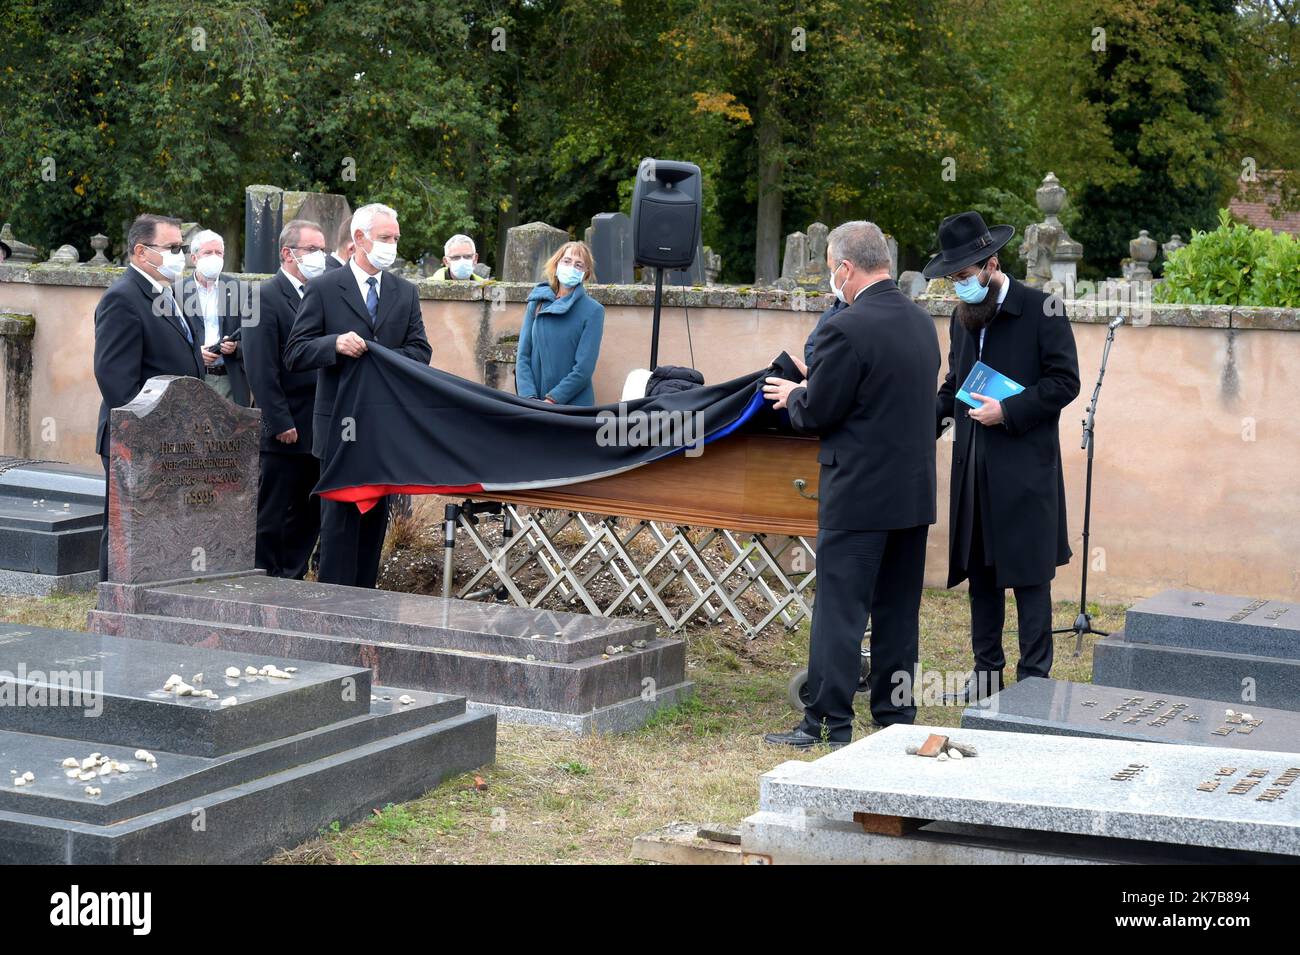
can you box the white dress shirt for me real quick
[195,276,224,366]
[196,279,221,346]
[978,275,1012,358]
[129,263,165,294]
[281,267,305,299]
[349,256,381,304]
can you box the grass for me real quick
[0,587,1125,864]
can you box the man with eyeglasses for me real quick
[244,219,329,579]
[431,234,486,282]
[929,211,1080,704]
[93,213,206,580]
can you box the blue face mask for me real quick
[953,267,991,304]
[556,263,585,288]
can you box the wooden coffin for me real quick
[478,432,820,537]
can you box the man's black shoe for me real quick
[763,727,847,750]
[943,673,1004,706]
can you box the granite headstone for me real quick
[243,184,283,273]
[1093,589,1300,711]
[589,212,634,284]
[502,221,569,283]
[1124,590,1300,659]
[962,677,1300,752]
[0,459,103,594]
[106,375,259,584]
[752,724,1300,859]
[0,622,495,863]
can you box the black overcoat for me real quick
[936,277,1080,588]
[244,270,317,455]
[284,264,432,459]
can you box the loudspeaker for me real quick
[631,158,701,269]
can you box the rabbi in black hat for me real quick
[928,211,1080,704]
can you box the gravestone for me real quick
[502,221,569,283]
[897,270,927,299]
[282,191,352,262]
[664,233,707,287]
[1093,590,1300,711]
[962,677,1300,752]
[0,223,38,264]
[0,459,103,594]
[91,574,692,734]
[780,222,896,290]
[243,185,283,274]
[244,187,352,274]
[0,623,494,863]
[743,724,1300,864]
[92,366,691,735]
[589,213,634,284]
[106,375,259,584]
[45,245,79,266]
[1021,221,1060,288]
[780,231,808,283]
[703,246,721,285]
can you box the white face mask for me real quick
[195,254,224,281]
[448,258,475,280]
[367,239,397,270]
[157,250,186,281]
[297,250,327,279]
[829,261,849,303]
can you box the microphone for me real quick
[1109,315,1124,329]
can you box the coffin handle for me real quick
[793,478,818,501]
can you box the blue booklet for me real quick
[957,361,1025,409]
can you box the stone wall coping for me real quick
[0,310,36,338]
[1,263,1294,332]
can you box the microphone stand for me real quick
[1054,315,1123,657]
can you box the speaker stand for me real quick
[649,266,664,369]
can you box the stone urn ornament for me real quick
[1128,230,1158,282]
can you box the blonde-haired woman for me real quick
[515,241,605,405]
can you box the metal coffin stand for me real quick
[442,433,821,640]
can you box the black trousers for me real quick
[799,524,929,741]
[255,452,321,580]
[966,503,1054,682]
[318,495,390,588]
[98,455,110,582]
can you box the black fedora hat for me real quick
[922,211,1015,279]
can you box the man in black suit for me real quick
[244,218,328,579]
[285,203,431,588]
[181,229,251,406]
[929,211,1080,703]
[93,213,205,580]
[763,221,941,747]
[325,220,352,271]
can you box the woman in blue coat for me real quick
[515,241,605,405]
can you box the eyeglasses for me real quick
[292,246,326,254]
[559,257,587,270]
[447,254,474,262]
[145,243,184,255]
